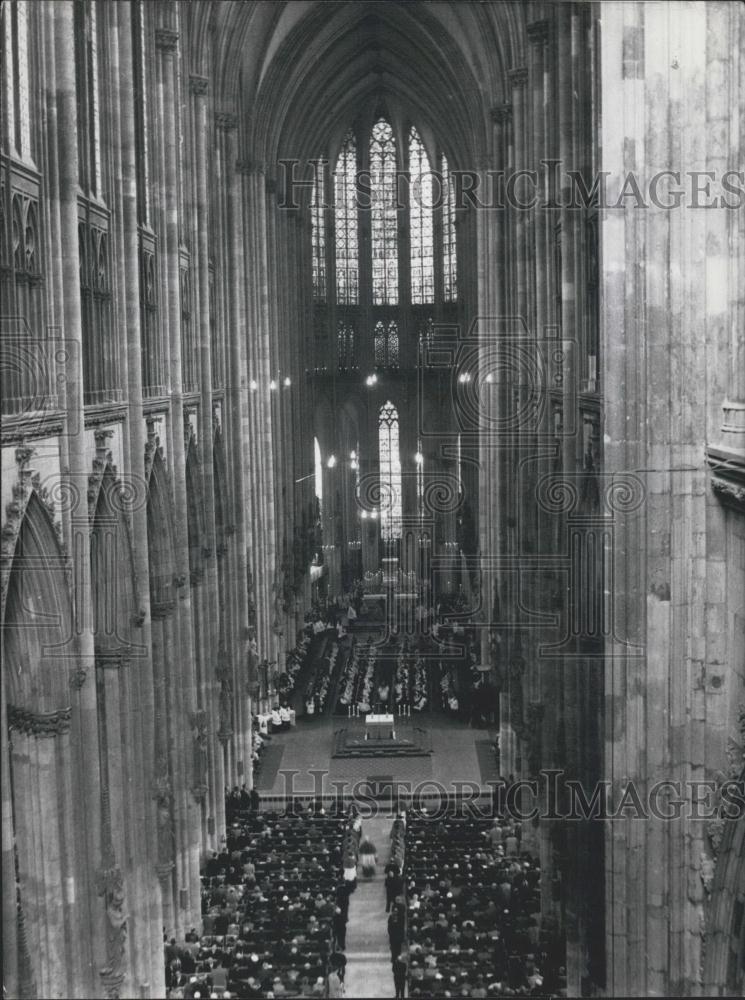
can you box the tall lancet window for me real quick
[374,319,399,368]
[442,154,457,302]
[409,128,434,304]
[314,437,323,508]
[311,163,326,302]
[335,132,358,304]
[370,119,398,305]
[379,401,402,540]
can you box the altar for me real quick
[365,713,395,740]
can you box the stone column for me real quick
[710,3,745,458]
[53,4,107,993]
[225,142,256,794]
[155,10,201,936]
[1,680,19,999]
[190,72,222,866]
[527,14,560,926]
[110,4,164,990]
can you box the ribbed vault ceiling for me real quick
[204,1,528,171]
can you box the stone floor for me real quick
[344,815,396,999]
[256,713,498,799]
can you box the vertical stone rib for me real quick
[53,4,106,993]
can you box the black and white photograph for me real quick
[1,1,743,997]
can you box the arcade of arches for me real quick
[1,2,744,998]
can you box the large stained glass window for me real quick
[442,154,457,302]
[335,132,358,304]
[379,401,402,540]
[311,162,326,301]
[370,119,398,305]
[374,319,399,368]
[409,128,434,304]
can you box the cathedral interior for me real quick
[1,1,744,998]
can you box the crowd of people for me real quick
[393,641,429,712]
[401,812,566,997]
[164,790,569,998]
[166,799,365,999]
[303,639,340,717]
[335,637,376,714]
[282,633,313,697]
[250,723,269,781]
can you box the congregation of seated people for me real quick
[403,811,567,998]
[166,799,355,999]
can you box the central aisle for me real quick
[344,814,395,999]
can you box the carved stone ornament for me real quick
[7,705,72,737]
[190,710,209,802]
[490,103,513,126]
[152,758,175,881]
[155,28,179,52]
[2,444,66,600]
[706,445,745,513]
[215,112,237,132]
[216,642,234,742]
[189,75,209,97]
[95,860,128,999]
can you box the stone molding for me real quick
[508,67,529,88]
[215,112,238,132]
[491,103,513,125]
[8,705,72,737]
[706,444,745,513]
[189,75,209,97]
[154,28,179,52]
[527,20,549,46]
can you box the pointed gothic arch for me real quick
[2,490,72,711]
[2,490,77,998]
[89,463,140,660]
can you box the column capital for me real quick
[527,20,550,46]
[7,705,72,737]
[490,103,513,125]
[154,28,179,52]
[215,112,238,132]
[508,67,529,88]
[189,75,209,97]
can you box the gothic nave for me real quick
[1,2,744,998]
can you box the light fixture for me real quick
[414,452,424,465]
[365,374,378,387]
[485,373,493,383]
[350,450,357,460]
[327,455,337,468]
[350,460,358,470]
[361,510,368,519]
[370,510,378,520]
[250,379,258,391]
[269,379,278,391]
[283,376,292,387]
[458,372,471,384]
